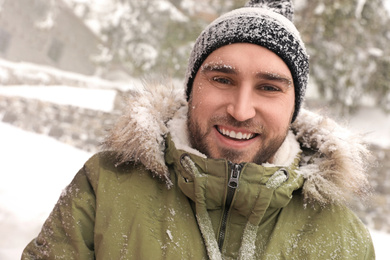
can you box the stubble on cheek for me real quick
[187,106,291,164]
[186,104,213,158]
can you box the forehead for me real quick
[201,43,292,78]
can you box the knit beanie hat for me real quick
[184,0,309,122]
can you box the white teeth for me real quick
[218,127,254,140]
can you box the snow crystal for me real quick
[166,230,173,241]
[201,62,235,72]
[314,3,325,15]
[266,169,288,189]
[355,0,367,19]
[169,208,176,216]
[368,48,384,57]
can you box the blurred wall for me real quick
[0,0,100,75]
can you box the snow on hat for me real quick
[184,0,309,122]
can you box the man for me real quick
[23,0,375,259]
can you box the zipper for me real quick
[217,162,243,250]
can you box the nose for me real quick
[226,86,256,122]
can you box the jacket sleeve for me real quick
[365,231,376,260]
[21,163,96,259]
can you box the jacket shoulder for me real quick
[85,151,127,171]
[82,151,152,189]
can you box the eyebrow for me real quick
[256,72,293,86]
[201,63,238,75]
[201,63,293,86]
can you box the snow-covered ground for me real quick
[0,85,117,112]
[0,123,92,259]
[0,122,389,259]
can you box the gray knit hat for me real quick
[185,0,309,122]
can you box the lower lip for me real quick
[213,127,259,149]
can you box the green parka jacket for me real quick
[22,83,375,259]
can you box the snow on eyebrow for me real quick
[200,62,236,73]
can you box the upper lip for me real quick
[216,125,257,140]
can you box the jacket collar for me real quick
[102,80,372,206]
[165,134,304,213]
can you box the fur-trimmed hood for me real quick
[103,81,372,206]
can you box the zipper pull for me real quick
[228,163,242,189]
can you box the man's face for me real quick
[187,43,295,165]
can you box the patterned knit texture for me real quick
[185,0,309,122]
[245,0,294,21]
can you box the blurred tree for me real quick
[294,0,390,114]
[64,0,246,78]
[63,0,390,114]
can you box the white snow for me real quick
[347,107,390,148]
[0,58,135,91]
[368,47,384,57]
[355,0,367,19]
[306,83,390,149]
[35,12,55,30]
[314,3,325,15]
[0,123,92,259]
[385,0,390,15]
[371,229,390,259]
[0,85,117,112]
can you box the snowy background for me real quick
[1,0,390,259]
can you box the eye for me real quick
[259,85,281,92]
[212,76,232,85]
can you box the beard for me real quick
[187,108,289,165]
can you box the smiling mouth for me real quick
[216,126,257,140]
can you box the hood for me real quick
[103,80,372,206]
